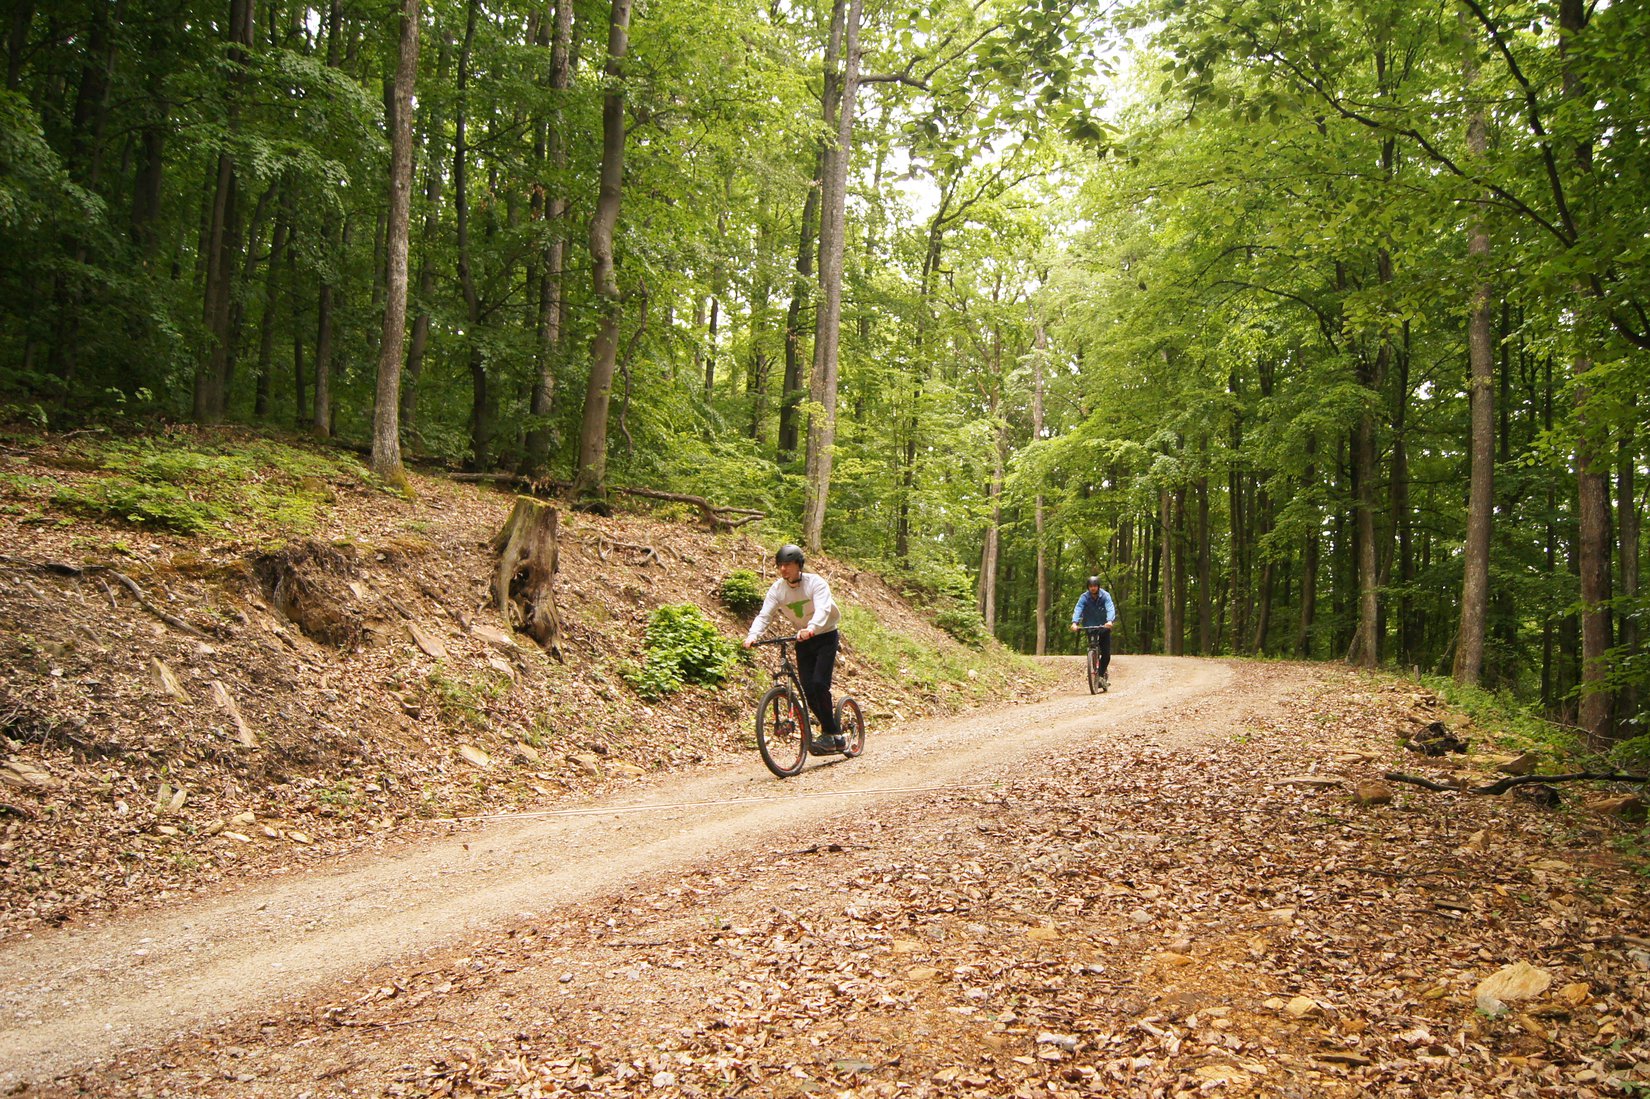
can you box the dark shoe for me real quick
[811,734,846,755]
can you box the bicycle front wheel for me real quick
[1087,648,1100,694]
[836,698,865,758]
[757,685,808,777]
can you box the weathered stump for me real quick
[492,496,562,656]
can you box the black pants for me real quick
[1087,626,1112,676]
[796,628,840,738]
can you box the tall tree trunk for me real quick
[1159,486,1174,656]
[801,0,863,553]
[371,0,420,486]
[253,183,292,419]
[521,0,574,475]
[309,3,346,438]
[6,1,33,90]
[1454,39,1495,686]
[454,0,491,468]
[1031,317,1050,655]
[403,33,452,440]
[977,321,1005,634]
[194,0,255,423]
[1297,440,1318,658]
[570,0,632,507]
[778,154,821,460]
[1560,0,1614,743]
[1196,467,1211,655]
[1618,417,1640,724]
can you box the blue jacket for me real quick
[1072,588,1116,628]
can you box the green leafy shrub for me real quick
[935,602,989,648]
[903,565,991,648]
[719,568,765,615]
[47,435,358,536]
[624,603,742,700]
[53,477,225,534]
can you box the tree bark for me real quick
[1453,33,1495,686]
[371,0,420,487]
[570,0,633,508]
[492,497,563,655]
[1031,317,1050,656]
[1559,0,1614,743]
[454,0,491,468]
[800,0,863,553]
[193,0,255,423]
[778,153,821,460]
[521,0,574,475]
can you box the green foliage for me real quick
[840,605,1045,701]
[52,476,224,534]
[623,604,743,701]
[46,435,359,537]
[1420,676,1584,761]
[718,569,766,615]
[904,566,991,648]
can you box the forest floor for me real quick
[4,656,1648,1098]
[2,428,1647,1097]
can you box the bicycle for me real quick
[750,635,865,778]
[1084,625,1110,694]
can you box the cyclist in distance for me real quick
[1070,575,1117,689]
[743,543,844,752]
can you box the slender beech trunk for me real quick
[404,33,452,438]
[254,183,292,419]
[522,0,574,474]
[310,2,345,438]
[1297,439,1319,658]
[778,154,821,460]
[1560,0,1614,742]
[1031,317,1050,655]
[801,0,863,553]
[1619,419,1640,723]
[454,0,491,467]
[570,0,632,506]
[370,0,420,485]
[1159,486,1174,656]
[1454,36,1496,686]
[6,1,33,90]
[977,317,1004,633]
[1196,464,1211,656]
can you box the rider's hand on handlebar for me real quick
[742,638,754,649]
[798,627,814,641]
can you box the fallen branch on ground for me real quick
[1385,771,1647,795]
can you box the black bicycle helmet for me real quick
[776,543,806,567]
[1088,575,1101,588]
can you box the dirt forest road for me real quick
[0,655,1234,1090]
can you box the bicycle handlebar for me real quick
[751,635,799,647]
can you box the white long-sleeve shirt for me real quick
[745,571,840,644]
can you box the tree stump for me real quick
[492,496,563,656]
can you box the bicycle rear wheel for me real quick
[836,698,865,758]
[757,685,808,777]
[1087,647,1100,694]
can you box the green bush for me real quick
[719,568,765,615]
[935,602,989,648]
[52,477,225,533]
[47,435,357,536]
[623,603,742,700]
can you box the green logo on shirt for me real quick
[787,599,809,618]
